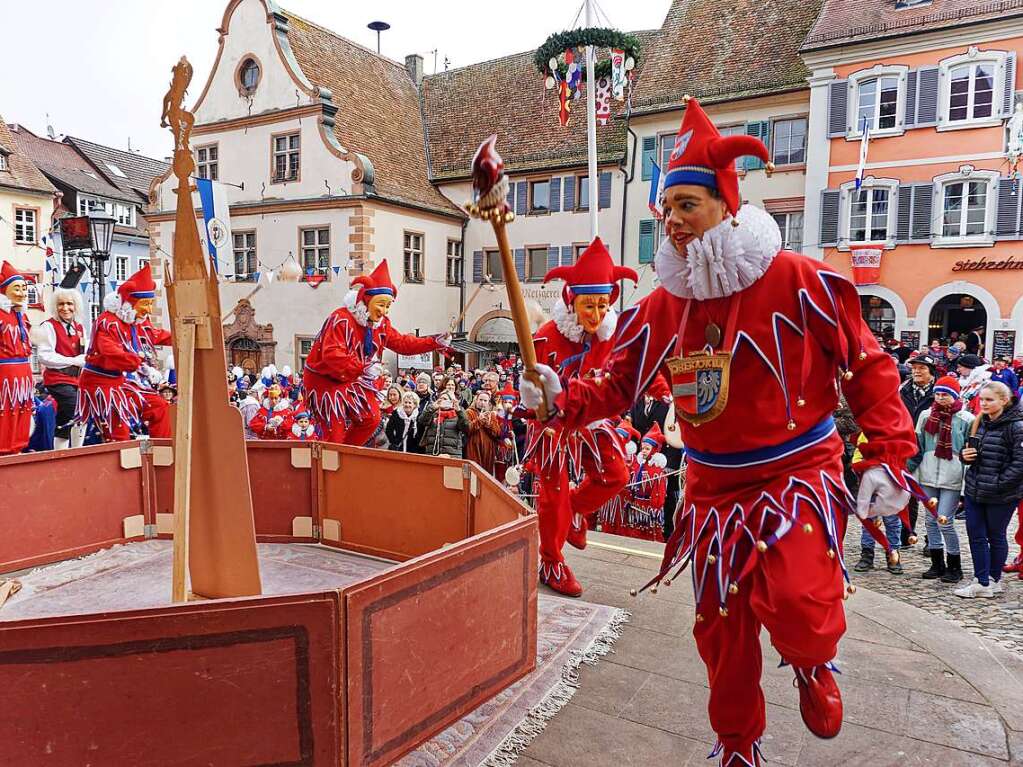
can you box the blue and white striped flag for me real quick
[855,115,871,190]
[648,161,665,220]
[194,177,234,278]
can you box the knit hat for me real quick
[956,354,984,369]
[543,236,637,306]
[117,262,157,304]
[662,97,771,216]
[933,376,961,400]
[0,261,26,292]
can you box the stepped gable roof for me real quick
[803,0,1023,51]
[421,29,659,181]
[283,10,462,216]
[64,136,168,203]
[632,0,824,113]
[0,119,57,196]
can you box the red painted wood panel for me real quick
[0,444,145,572]
[344,519,538,767]
[0,593,343,766]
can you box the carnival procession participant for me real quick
[76,263,172,442]
[626,423,669,534]
[36,288,89,449]
[523,237,636,598]
[519,98,917,765]
[0,261,35,455]
[302,261,449,445]
[249,383,294,439]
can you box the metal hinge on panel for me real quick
[462,463,471,479]
[143,524,158,539]
[137,437,154,455]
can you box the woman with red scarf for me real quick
[0,261,34,455]
[417,389,467,456]
[910,376,974,583]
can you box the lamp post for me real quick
[86,212,115,308]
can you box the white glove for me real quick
[142,365,162,386]
[365,362,384,380]
[518,364,562,412]
[856,467,910,519]
[73,354,86,367]
[269,416,283,429]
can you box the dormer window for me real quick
[236,56,261,96]
[0,149,8,172]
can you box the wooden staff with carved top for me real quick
[465,136,548,419]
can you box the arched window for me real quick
[237,57,261,95]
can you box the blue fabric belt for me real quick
[685,416,837,469]
[0,357,29,365]
[83,363,122,378]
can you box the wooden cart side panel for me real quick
[345,518,538,767]
[151,441,316,542]
[0,443,146,573]
[0,593,344,767]
[471,467,530,536]
[321,447,470,560]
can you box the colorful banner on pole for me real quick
[850,247,882,285]
[611,49,626,101]
[194,177,234,278]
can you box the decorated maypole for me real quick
[584,1,598,239]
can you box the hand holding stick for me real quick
[465,135,549,419]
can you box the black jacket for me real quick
[963,403,1023,505]
[629,398,669,437]
[899,380,935,425]
[417,404,468,456]
[385,410,422,453]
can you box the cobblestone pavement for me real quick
[844,514,1023,657]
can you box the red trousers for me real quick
[536,439,628,564]
[320,397,381,447]
[1014,500,1023,555]
[692,515,847,752]
[102,391,170,441]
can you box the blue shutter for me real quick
[549,177,562,212]
[819,190,841,247]
[547,246,559,272]
[472,250,484,282]
[996,177,1022,238]
[828,80,849,137]
[561,245,573,266]
[745,121,770,170]
[563,176,576,211]
[516,181,527,215]
[506,182,515,210]
[904,70,919,127]
[514,247,525,280]
[910,183,933,242]
[641,136,657,181]
[598,172,612,210]
[1003,52,1017,116]
[915,67,939,125]
[638,220,655,264]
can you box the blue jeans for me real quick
[860,514,902,550]
[921,485,961,555]
[964,498,1016,586]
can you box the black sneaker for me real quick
[853,549,874,572]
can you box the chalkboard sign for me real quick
[992,330,1016,360]
[900,331,921,351]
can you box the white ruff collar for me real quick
[552,300,616,343]
[655,204,781,300]
[115,302,139,324]
[0,295,20,312]
[343,289,379,329]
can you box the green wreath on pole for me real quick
[534,27,641,83]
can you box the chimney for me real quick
[405,54,424,86]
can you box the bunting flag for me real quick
[332,265,341,275]
[855,115,871,190]
[596,77,612,125]
[559,80,571,126]
[109,280,118,293]
[648,161,665,220]
[265,271,275,285]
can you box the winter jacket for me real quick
[417,404,468,456]
[386,409,422,453]
[910,408,974,490]
[899,380,935,426]
[990,367,1020,394]
[962,403,1023,505]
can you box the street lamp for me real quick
[82,212,116,308]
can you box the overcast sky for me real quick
[1,0,669,160]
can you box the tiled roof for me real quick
[283,11,462,216]
[9,125,133,202]
[0,118,56,196]
[64,136,168,204]
[803,0,1023,51]
[632,0,824,113]
[422,31,659,181]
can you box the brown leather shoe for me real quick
[566,513,588,550]
[539,560,583,598]
[794,664,843,739]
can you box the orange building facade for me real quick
[802,7,1023,359]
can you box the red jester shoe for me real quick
[794,664,843,739]
[567,513,588,550]
[539,560,583,598]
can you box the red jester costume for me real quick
[303,261,448,445]
[524,237,635,598]
[626,423,669,536]
[520,99,918,766]
[0,262,34,455]
[77,264,172,442]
